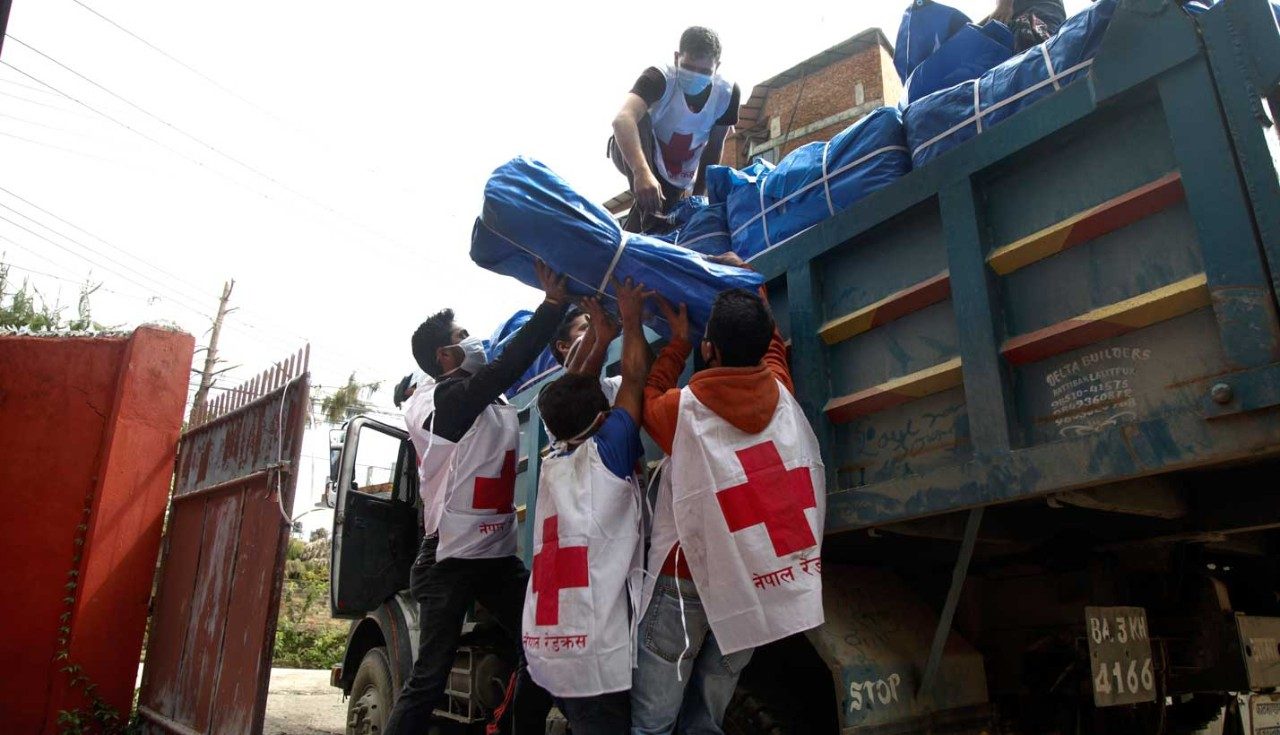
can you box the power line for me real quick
[0,86,84,114]
[0,58,284,204]
[3,37,464,273]
[0,188,383,374]
[66,0,416,200]
[0,128,127,166]
[66,0,278,118]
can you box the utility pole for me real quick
[189,279,236,423]
[0,0,13,59]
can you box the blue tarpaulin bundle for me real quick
[901,20,1014,106]
[903,0,1117,168]
[894,0,971,83]
[484,310,562,398]
[710,107,911,260]
[649,196,733,256]
[470,157,764,340]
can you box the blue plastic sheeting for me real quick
[903,0,1116,168]
[482,310,562,398]
[675,202,732,255]
[470,157,764,340]
[894,0,972,83]
[486,309,532,349]
[902,21,1014,106]
[649,197,733,256]
[710,107,911,260]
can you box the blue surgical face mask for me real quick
[676,66,713,96]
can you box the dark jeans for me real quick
[384,535,553,735]
[559,691,631,735]
[607,115,687,233]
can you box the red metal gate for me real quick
[137,348,311,735]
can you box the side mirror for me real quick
[323,433,343,509]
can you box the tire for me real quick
[347,646,394,735]
[722,681,807,735]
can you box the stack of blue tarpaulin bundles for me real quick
[649,196,733,256]
[708,106,912,260]
[470,156,764,340]
[894,0,1015,106]
[485,309,562,398]
[903,0,1117,168]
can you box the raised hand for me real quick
[652,294,689,344]
[613,277,649,327]
[535,259,568,305]
[707,251,750,270]
[580,296,619,346]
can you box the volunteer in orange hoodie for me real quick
[631,254,826,735]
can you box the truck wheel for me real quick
[347,646,394,735]
[723,682,806,735]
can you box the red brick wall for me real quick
[724,41,899,168]
[0,327,193,733]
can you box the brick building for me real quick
[723,28,901,169]
[604,27,900,216]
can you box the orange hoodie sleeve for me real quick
[643,337,691,455]
[763,329,794,396]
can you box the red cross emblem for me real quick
[657,132,695,178]
[473,450,516,512]
[716,442,817,557]
[531,515,589,626]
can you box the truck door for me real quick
[330,417,420,617]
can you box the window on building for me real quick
[755,148,780,165]
[855,81,865,106]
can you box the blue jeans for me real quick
[631,575,754,735]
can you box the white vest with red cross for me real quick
[649,65,734,192]
[404,384,520,561]
[641,382,825,655]
[521,440,643,697]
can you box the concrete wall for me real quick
[0,326,193,733]
[725,42,901,169]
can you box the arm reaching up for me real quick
[612,278,650,425]
[567,296,619,378]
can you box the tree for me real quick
[0,259,104,332]
[309,527,329,542]
[317,373,381,425]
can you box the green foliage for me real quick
[273,538,347,669]
[317,372,382,425]
[0,259,106,332]
[285,537,307,561]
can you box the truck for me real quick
[325,0,1280,731]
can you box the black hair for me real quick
[550,307,586,366]
[392,374,414,408]
[538,373,610,442]
[679,26,722,61]
[705,288,774,368]
[411,309,455,378]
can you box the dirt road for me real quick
[263,668,346,735]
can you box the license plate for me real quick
[1085,606,1156,707]
[1251,693,1280,735]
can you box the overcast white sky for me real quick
[1,0,1086,529]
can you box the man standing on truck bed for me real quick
[609,26,740,233]
[633,254,825,735]
[385,260,565,735]
[522,283,649,734]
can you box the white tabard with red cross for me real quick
[648,65,735,192]
[643,382,825,655]
[404,384,520,561]
[521,440,642,697]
